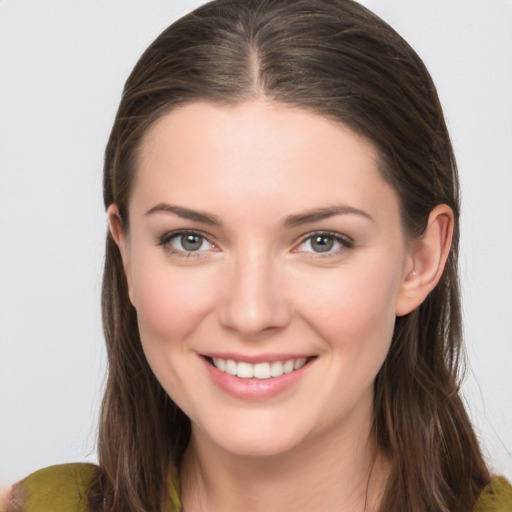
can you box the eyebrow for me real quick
[145,202,373,228]
[145,203,223,226]
[284,205,373,227]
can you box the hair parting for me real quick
[91,1,490,510]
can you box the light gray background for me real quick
[1,0,511,485]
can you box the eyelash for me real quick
[294,231,354,257]
[157,229,216,258]
[156,230,354,258]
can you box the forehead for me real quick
[132,100,400,226]
[138,99,379,170]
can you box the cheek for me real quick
[129,258,221,409]
[130,257,219,345]
[296,263,399,359]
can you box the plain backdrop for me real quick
[1,0,511,485]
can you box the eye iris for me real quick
[181,234,202,251]
[311,235,334,252]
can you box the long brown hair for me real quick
[90,0,490,510]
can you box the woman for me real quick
[2,0,511,510]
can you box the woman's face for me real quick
[114,100,415,457]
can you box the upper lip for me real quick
[201,352,315,364]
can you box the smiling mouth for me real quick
[204,356,316,380]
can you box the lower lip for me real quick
[202,357,314,400]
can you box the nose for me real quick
[218,249,291,337]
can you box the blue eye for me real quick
[297,232,352,254]
[158,231,214,255]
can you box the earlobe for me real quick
[107,204,135,306]
[395,204,454,316]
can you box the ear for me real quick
[395,204,454,316]
[107,204,135,306]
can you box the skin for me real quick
[109,100,453,512]
[0,489,9,510]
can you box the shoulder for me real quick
[475,476,512,512]
[1,463,97,512]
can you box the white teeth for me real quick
[270,361,284,377]
[236,362,254,379]
[283,359,294,374]
[211,357,310,380]
[294,357,307,370]
[213,358,225,371]
[253,362,271,379]
[225,359,237,375]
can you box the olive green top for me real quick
[3,463,512,511]
[474,477,512,512]
[2,464,181,512]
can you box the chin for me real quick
[195,416,310,459]
[219,435,302,459]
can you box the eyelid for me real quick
[156,229,353,258]
[293,230,354,255]
[156,229,218,256]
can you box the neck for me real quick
[180,418,389,512]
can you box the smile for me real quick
[201,354,316,400]
[210,357,309,380]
